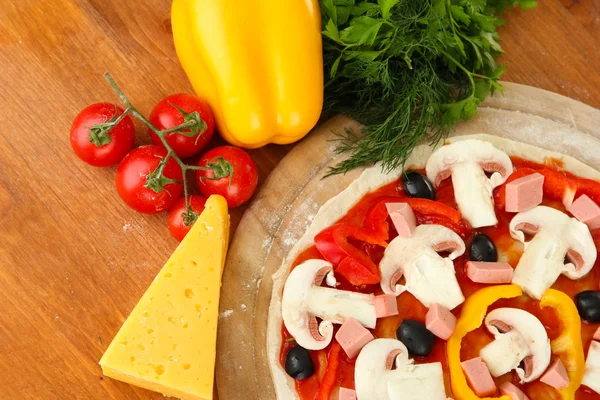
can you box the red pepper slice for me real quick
[315,343,342,400]
[364,197,469,240]
[316,197,470,286]
[336,257,380,287]
[494,168,577,209]
[363,196,399,242]
[408,198,462,224]
[572,176,600,205]
[314,223,382,286]
[416,213,472,239]
[538,168,575,203]
[537,168,600,206]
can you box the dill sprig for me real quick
[321,0,536,175]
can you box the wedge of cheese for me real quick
[100,195,229,400]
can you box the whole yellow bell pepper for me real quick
[447,286,585,400]
[171,0,324,148]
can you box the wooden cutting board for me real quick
[1,1,600,399]
[215,82,600,399]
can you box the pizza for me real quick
[267,134,600,400]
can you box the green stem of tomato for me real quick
[112,107,132,125]
[185,165,213,171]
[161,123,196,136]
[91,106,132,131]
[182,177,190,215]
[156,151,172,176]
[104,72,217,217]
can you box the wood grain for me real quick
[0,1,598,399]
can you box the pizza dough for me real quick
[266,133,600,399]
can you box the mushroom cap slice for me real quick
[510,206,596,299]
[379,224,465,310]
[355,339,446,400]
[426,139,513,187]
[355,339,410,400]
[425,139,513,228]
[510,205,596,279]
[281,259,335,350]
[281,259,376,350]
[583,340,600,395]
[483,307,551,383]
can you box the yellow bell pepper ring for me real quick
[447,286,585,400]
[448,285,521,400]
[171,0,324,149]
[539,289,585,400]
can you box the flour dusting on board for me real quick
[251,199,294,235]
[249,147,330,239]
[472,107,600,168]
[300,199,319,222]
[281,198,319,249]
[121,221,145,234]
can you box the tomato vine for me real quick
[95,72,229,224]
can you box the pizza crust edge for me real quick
[266,133,600,399]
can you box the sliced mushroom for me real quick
[480,308,551,383]
[379,224,465,310]
[281,259,377,350]
[355,339,446,400]
[583,340,600,395]
[510,206,596,299]
[426,139,513,228]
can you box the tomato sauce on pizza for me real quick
[279,155,600,400]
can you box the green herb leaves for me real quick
[379,0,400,18]
[321,0,536,175]
[342,16,384,45]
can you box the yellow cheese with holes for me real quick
[99,195,229,400]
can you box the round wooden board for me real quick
[215,82,600,400]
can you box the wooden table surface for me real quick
[0,1,598,399]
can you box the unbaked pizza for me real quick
[267,135,600,400]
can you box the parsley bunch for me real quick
[321,0,536,175]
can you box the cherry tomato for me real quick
[167,195,207,241]
[195,146,258,208]
[149,94,215,159]
[116,145,183,214]
[70,103,135,167]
